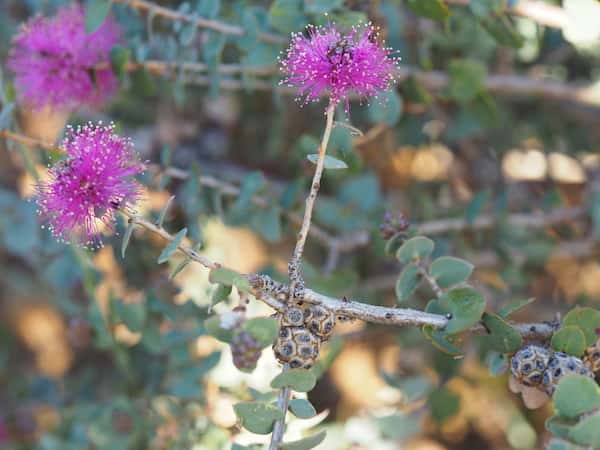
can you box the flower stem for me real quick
[269,365,292,450]
[288,104,335,298]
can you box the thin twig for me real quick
[416,263,443,298]
[288,104,335,298]
[113,0,287,45]
[269,366,291,450]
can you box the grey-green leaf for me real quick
[271,369,317,392]
[281,431,327,450]
[553,375,600,419]
[288,398,316,419]
[233,402,284,435]
[157,228,187,264]
[395,264,421,302]
[551,326,586,357]
[306,154,348,169]
[242,317,279,347]
[85,0,112,33]
[121,220,136,258]
[438,287,486,334]
[396,236,434,263]
[430,256,473,288]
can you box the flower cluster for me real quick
[280,22,399,110]
[8,5,120,110]
[35,122,144,248]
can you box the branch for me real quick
[119,60,600,108]
[269,367,291,450]
[446,0,570,29]
[112,0,286,45]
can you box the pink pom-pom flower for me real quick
[7,5,121,111]
[35,122,144,248]
[280,22,399,111]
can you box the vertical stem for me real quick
[288,104,335,297]
[269,365,291,450]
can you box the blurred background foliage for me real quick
[0,0,599,449]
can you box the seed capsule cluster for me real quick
[511,345,595,395]
[231,331,263,372]
[273,304,336,369]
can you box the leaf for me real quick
[306,154,348,169]
[430,256,474,288]
[85,0,112,33]
[251,205,282,242]
[367,91,403,125]
[229,171,265,221]
[481,312,522,353]
[0,102,15,130]
[497,298,535,318]
[288,398,316,419]
[591,192,600,237]
[447,59,487,103]
[204,316,234,343]
[156,195,175,228]
[428,387,460,423]
[268,0,308,34]
[547,438,587,450]
[396,236,434,263]
[552,326,587,357]
[376,413,421,441]
[109,46,130,78]
[479,14,524,48]
[406,0,449,21]
[169,258,191,280]
[233,402,284,435]
[546,415,579,442]
[197,0,220,18]
[506,418,536,450]
[569,412,600,447]
[157,228,187,264]
[305,0,342,14]
[465,189,490,224]
[422,325,463,355]
[271,369,317,392]
[437,287,486,334]
[210,283,231,307]
[395,264,421,302]
[114,300,146,332]
[120,220,136,258]
[209,267,251,292]
[242,317,279,347]
[563,307,600,347]
[384,233,408,256]
[553,375,600,419]
[281,431,327,450]
[179,23,197,46]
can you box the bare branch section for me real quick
[112,0,286,44]
[120,60,600,108]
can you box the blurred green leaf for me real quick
[85,0,111,33]
[465,189,490,224]
[306,154,348,169]
[114,300,146,333]
[305,0,342,14]
[437,287,486,334]
[109,46,130,77]
[197,0,220,18]
[569,412,600,447]
[209,267,250,292]
[367,91,403,125]
[507,417,536,450]
[268,0,308,33]
[497,298,535,318]
[121,220,136,258]
[428,387,460,423]
[552,326,586,357]
[271,369,316,392]
[281,431,327,450]
[211,283,232,307]
[563,307,600,346]
[447,59,487,102]
[377,413,421,440]
[204,315,234,343]
[406,0,449,21]
[242,317,279,347]
[422,325,462,355]
[591,192,600,237]
[288,398,316,419]
[430,256,473,288]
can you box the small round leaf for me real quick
[553,375,600,419]
[395,264,421,302]
[551,326,586,357]
[430,256,473,288]
[271,369,316,392]
[396,236,434,263]
[288,398,316,419]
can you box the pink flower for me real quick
[280,23,399,110]
[36,122,144,248]
[7,5,121,110]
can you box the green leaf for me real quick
[422,325,463,355]
[306,154,348,169]
[197,0,220,18]
[428,387,460,423]
[251,205,282,242]
[430,256,473,288]
[305,0,342,14]
[465,189,490,224]
[396,236,434,263]
[211,283,232,307]
[233,402,284,435]
[209,267,251,292]
[406,0,449,21]
[481,312,522,353]
[497,298,535,318]
[110,45,130,78]
[169,258,191,280]
[569,412,600,447]
[367,91,403,125]
[114,300,146,333]
[384,233,408,256]
[271,369,317,392]
[553,375,600,419]
[157,228,187,264]
[242,317,279,347]
[479,14,524,48]
[268,0,308,34]
[563,307,600,347]
[156,195,175,228]
[121,220,136,258]
[507,418,536,450]
[552,326,587,357]
[179,23,197,46]
[281,431,327,450]
[447,59,487,103]
[85,0,112,33]
[204,316,234,343]
[376,413,421,441]
[395,264,421,302]
[546,415,579,442]
[230,171,265,220]
[547,438,586,450]
[591,192,600,237]
[288,398,316,419]
[438,287,486,334]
